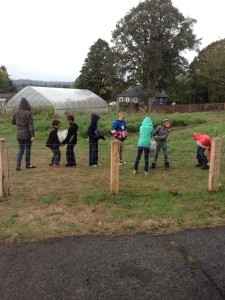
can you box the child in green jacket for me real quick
[133,117,154,174]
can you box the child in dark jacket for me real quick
[46,120,61,167]
[87,114,105,167]
[152,119,172,168]
[62,115,79,167]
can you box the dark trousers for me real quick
[153,142,168,164]
[134,147,150,172]
[51,148,61,165]
[66,144,76,166]
[17,139,32,168]
[196,146,208,166]
[89,143,98,165]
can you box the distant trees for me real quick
[74,39,112,100]
[0,65,17,93]
[111,0,199,111]
[190,39,225,103]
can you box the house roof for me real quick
[117,88,141,98]
[117,88,168,98]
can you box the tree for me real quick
[74,39,112,100]
[0,65,17,93]
[166,75,192,103]
[190,39,225,103]
[111,0,199,112]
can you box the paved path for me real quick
[0,227,225,300]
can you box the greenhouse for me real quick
[7,86,108,114]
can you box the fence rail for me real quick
[155,103,225,114]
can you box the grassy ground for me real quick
[0,111,225,242]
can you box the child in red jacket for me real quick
[193,133,212,169]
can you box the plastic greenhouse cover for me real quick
[7,86,108,113]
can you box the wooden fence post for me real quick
[208,138,222,192]
[110,140,119,195]
[0,139,10,198]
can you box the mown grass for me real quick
[0,111,225,242]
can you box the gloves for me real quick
[31,137,35,142]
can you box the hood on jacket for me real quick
[193,133,201,141]
[91,114,100,124]
[142,117,153,127]
[161,119,172,126]
[18,97,31,111]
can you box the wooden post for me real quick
[110,140,119,195]
[208,138,222,192]
[0,139,10,197]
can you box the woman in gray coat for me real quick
[12,97,36,171]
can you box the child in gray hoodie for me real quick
[152,119,172,168]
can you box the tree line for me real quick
[74,0,225,108]
[0,66,17,94]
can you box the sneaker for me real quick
[144,171,148,175]
[133,170,138,174]
[49,163,53,167]
[52,164,62,168]
[26,165,36,169]
[152,163,156,169]
[92,164,99,167]
[97,163,101,166]
[16,167,21,171]
[195,164,202,167]
[119,161,126,166]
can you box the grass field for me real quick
[0,111,225,242]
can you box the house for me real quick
[116,88,168,107]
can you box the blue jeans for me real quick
[196,146,208,166]
[17,139,32,168]
[51,148,61,165]
[134,147,150,172]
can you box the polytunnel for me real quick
[7,86,108,114]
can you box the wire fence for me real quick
[1,138,225,198]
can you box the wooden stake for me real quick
[0,139,10,197]
[208,138,222,192]
[110,140,119,195]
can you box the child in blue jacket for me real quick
[111,112,127,165]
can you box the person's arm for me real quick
[62,127,72,144]
[152,126,159,137]
[156,130,170,141]
[11,113,16,125]
[28,113,35,140]
[87,125,96,139]
[111,120,121,139]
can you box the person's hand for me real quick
[31,137,35,142]
[61,144,65,147]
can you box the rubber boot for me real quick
[195,156,202,167]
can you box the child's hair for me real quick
[52,120,61,127]
[119,112,126,118]
[67,115,74,122]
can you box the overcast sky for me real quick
[0,0,224,82]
